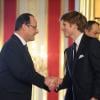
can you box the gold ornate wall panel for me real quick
[79,0,94,20]
[94,0,100,19]
[79,0,100,40]
[94,0,100,25]
[79,0,100,21]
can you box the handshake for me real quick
[44,76,62,91]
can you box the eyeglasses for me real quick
[26,24,37,29]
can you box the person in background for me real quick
[56,11,100,100]
[0,13,58,100]
[85,20,99,38]
[98,24,100,40]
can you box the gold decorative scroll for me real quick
[94,0,100,19]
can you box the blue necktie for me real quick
[68,43,76,100]
[72,43,77,100]
[73,42,77,59]
[69,43,76,76]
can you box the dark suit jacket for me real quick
[57,34,100,100]
[0,35,49,100]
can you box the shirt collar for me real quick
[14,32,26,46]
[75,33,84,47]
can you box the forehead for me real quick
[30,16,37,25]
[61,20,69,25]
[92,23,99,29]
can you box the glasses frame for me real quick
[26,24,37,29]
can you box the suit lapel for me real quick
[11,35,34,67]
[76,34,89,60]
[67,46,74,77]
[65,35,89,78]
[72,35,89,77]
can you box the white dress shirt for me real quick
[14,32,26,46]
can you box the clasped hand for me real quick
[45,76,62,91]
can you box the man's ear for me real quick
[84,29,88,33]
[22,24,28,30]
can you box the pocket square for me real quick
[78,54,84,59]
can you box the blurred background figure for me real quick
[98,24,100,40]
[85,20,99,38]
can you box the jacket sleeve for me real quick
[56,69,72,92]
[1,44,49,91]
[56,48,71,91]
[89,39,100,98]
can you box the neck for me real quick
[72,31,81,41]
[15,30,27,42]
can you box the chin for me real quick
[29,38,35,41]
[32,38,35,41]
[64,34,69,38]
[65,36,69,38]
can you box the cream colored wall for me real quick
[0,0,4,50]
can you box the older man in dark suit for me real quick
[0,13,57,100]
[56,11,100,100]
